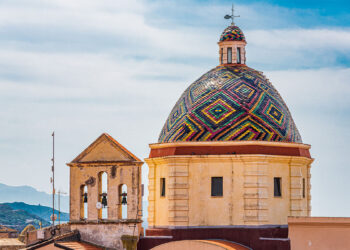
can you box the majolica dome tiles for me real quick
[220,25,245,42]
[158,65,302,143]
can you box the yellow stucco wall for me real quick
[147,142,312,227]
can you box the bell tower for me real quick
[67,133,143,249]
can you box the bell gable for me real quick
[70,133,141,164]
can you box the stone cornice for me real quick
[145,154,312,163]
[148,141,311,159]
[67,161,143,167]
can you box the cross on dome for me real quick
[224,4,240,25]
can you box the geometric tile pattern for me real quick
[220,25,246,42]
[158,65,302,143]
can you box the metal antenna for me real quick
[224,3,240,25]
[51,132,55,226]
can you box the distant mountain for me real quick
[0,183,150,228]
[0,204,50,232]
[0,183,69,212]
[3,202,69,223]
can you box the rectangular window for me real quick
[237,47,241,64]
[227,47,232,64]
[274,177,282,197]
[220,48,223,64]
[211,177,223,197]
[160,178,166,197]
[303,178,305,198]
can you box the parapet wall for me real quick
[70,222,141,249]
[288,217,350,250]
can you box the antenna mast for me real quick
[51,131,55,226]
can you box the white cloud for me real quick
[246,28,350,69]
[249,29,350,49]
[267,68,350,109]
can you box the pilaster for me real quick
[145,159,156,227]
[107,166,118,220]
[289,164,302,216]
[289,157,313,217]
[307,164,312,216]
[69,167,80,221]
[88,172,99,221]
[242,156,268,224]
[167,158,189,227]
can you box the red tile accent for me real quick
[149,145,311,158]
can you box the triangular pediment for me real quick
[70,133,140,163]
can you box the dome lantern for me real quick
[219,5,247,65]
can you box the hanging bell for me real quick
[101,193,108,208]
[83,192,88,203]
[121,192,127,205]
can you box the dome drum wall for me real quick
[146,150,312,228]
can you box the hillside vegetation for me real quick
[0,204,50,232]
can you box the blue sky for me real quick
[0,0,349,217]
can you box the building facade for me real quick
[67,133,143,249]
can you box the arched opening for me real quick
[237,47,241,64]
[83,185,88,219]
[220,48,223,64]
[119,184,127,219]
[227,47,232,64]
[80,185,88,220]
[98,172,108,219]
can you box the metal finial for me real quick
[224,4,240,25]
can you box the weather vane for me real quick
[224,4,240,25]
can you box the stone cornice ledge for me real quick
[69,219,142,224]
[67,161,143,167]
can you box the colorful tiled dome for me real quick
[158,65,302,143]
[219,25,245,42]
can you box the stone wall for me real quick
[24,224,70,245]
[71,222,140,249]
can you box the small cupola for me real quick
[218,6,247,65]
